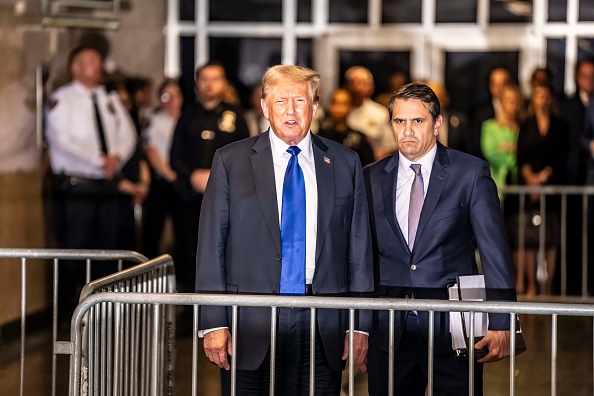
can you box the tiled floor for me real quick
[1,311,592,395]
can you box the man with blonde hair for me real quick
[195,64,373,395]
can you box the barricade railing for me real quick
[500,185,594,297]
[0,248,148,396]
[68,292,594,396]
[61,254,176,396]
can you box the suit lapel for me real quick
[414,143,450,249]
[312,135,334,261]
[250,132,282,255]
[381,154,404,242]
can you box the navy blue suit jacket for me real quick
[195,131,373,371]
[364,142,516,354]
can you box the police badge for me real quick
[107,101,116,114]
[219,110,237,133]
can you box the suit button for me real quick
[276,255,281,261]
[410,264,417,270]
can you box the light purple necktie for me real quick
[408,164,424,250]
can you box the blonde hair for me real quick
[261,65,320,102]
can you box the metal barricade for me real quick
[0,248,148,396]
[500,185,594,297]
[68,292,594,396]
[63,254,176,396]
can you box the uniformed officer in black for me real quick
[170,60,250,294]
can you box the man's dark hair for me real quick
[195,60,227,80]
[68,45,103,67]
[388,82,440,122]
[575,57,594,80]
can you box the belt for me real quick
[305,284,313,296]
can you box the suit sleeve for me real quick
[348,153,374,333]
[469,161,517,330]
[195,149,230,329]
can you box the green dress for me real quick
[480,118,518,195]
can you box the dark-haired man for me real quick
[364,82,517,395]
[170,60,250,293]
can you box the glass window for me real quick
[546,38,566,98]
[436,0,477,23]
[579,1,594,21]
[329,0,368,23]
[297,0,312,23]
[209,0,282,22]
[296,39,313,68]
[548,0,567,22]
[489,0,532,24]
[382,0,422,24]
[179,0,195,21]
[338,50,411,97]
[578,37,594,61]
[445,51,519,117]
[209,37,282,102]
[179,36,196,104]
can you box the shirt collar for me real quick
[398,143,437,176]
[269,128,314,163]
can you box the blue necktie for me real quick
[280,146,306,295]
[408,164,424,250]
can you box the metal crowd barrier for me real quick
[500,185,594,297]
[61,254,176,396]
[68,292,594,396]
[0,248,148,396]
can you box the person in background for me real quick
[426,81,473,155]
[45,45,136,323]
[516,83,568,296]
[318,88,375,167]
[560,58,594,295]
[141,78,183,259]
[480,84,523,195]
[345,66,397,159]
[374,70,410,108]
[126,77,153,133]
[473,68,512,159]
[169,60,250,294]
[244,82,269,136]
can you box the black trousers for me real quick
[172,196,201,293]
[220,307,342,396]
[368,314,483,396]
[53,193,120,323]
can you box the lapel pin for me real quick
[324,156,330,164]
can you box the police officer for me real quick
[170,60,249,293]
[45,45,136,324]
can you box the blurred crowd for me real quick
[43,45,594,305]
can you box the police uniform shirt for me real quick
[142,109,177,163]
[170,101,250,184]
[45,81,137,179]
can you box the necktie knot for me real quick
[287,146,301,157]
[410,163,422,176]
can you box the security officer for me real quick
[170,60,249,294]
[45,45,136,324]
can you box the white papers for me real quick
[448,275,488,351]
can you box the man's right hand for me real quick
[203,328,233,370]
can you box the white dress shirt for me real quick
[396,144,437,246]
[269,129,318,284]
[45,81,136,179]
[142,109,177,163]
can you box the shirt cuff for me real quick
[346,330,369,336]
[197,326,228,338]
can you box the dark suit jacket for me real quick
[560,95,589,184]
[364,142,516,354]
[195,131,373,371]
